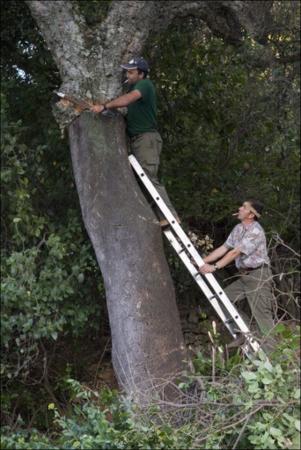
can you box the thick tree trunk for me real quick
[69,112,188,398]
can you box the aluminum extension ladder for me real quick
[129,154,262,357]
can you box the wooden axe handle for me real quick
[54,91,93,110]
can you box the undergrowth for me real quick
[1,324,300,450]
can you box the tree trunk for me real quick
[69,112,188,398]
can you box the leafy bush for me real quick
[1,326,299,450]
[0,429,53,450]
[1,94,103,384]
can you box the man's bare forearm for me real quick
[105,93,134,108]
[203,245,228,263]
[91,90,142,113]
[214,248,240,269]
[200,246,241,274]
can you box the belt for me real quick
[130,130,158,142]
[239,264,269,274]
[130,134,143,142]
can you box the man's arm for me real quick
[200,247,241,274]
[203,245,229,264]
[90,90,142,113]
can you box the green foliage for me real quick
[0,429,54,450]
[147,18,300,248]
[1,0,57,85]
[1,327,299,450]
[1,380,194,449]
[77,0,112,27]
[1,233,99,378]
[195,329,300,449]
[1,93,104,384]
[240,349,300,449]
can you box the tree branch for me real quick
[154,1,273,45]
[96,1,156,84]
[90,0,274,99]
[26,1,90,83]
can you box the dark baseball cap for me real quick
[120,57,149,73]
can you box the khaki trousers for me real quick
[225,266,274,336]
[130,131,177,219]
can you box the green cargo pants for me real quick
[129,131,178,220]
[225,266,274,336]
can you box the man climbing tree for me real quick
[26,0,274,401]
[90,56,180,226]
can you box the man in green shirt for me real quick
[90,57,179,226]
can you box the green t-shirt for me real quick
[126,79,158,137]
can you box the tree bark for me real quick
[68,112,188,398]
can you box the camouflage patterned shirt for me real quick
[224,221,270,269]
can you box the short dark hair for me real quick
[137,69,148,79]
[247,198,264,220]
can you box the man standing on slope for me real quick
[199,199,275,348]
[91,57,179,227]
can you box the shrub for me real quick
[1,326,299,450]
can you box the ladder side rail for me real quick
[129,155,260,353]
[129,155,209,263]
[164,230,237,338]
[129,155,221,267]
[129,154,181,226]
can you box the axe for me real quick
[53,91,116,117]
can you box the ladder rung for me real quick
[225,318,234,324]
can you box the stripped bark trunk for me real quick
[68,112,188,398]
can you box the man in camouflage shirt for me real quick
[199,199,274,347]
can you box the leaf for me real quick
[293,388,300,399]
[77,273,85,283]
[241,371,257,381]
[263,360,273,372]
[51,331,58,341]
[295,420,301,432]
[291,431,301,450]
[269,426,282,438]
[261,377,273,385]
[282,413,294,424]
[248,382,259,394]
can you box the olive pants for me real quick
[225,266,274,336]
[130,131,178,219]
